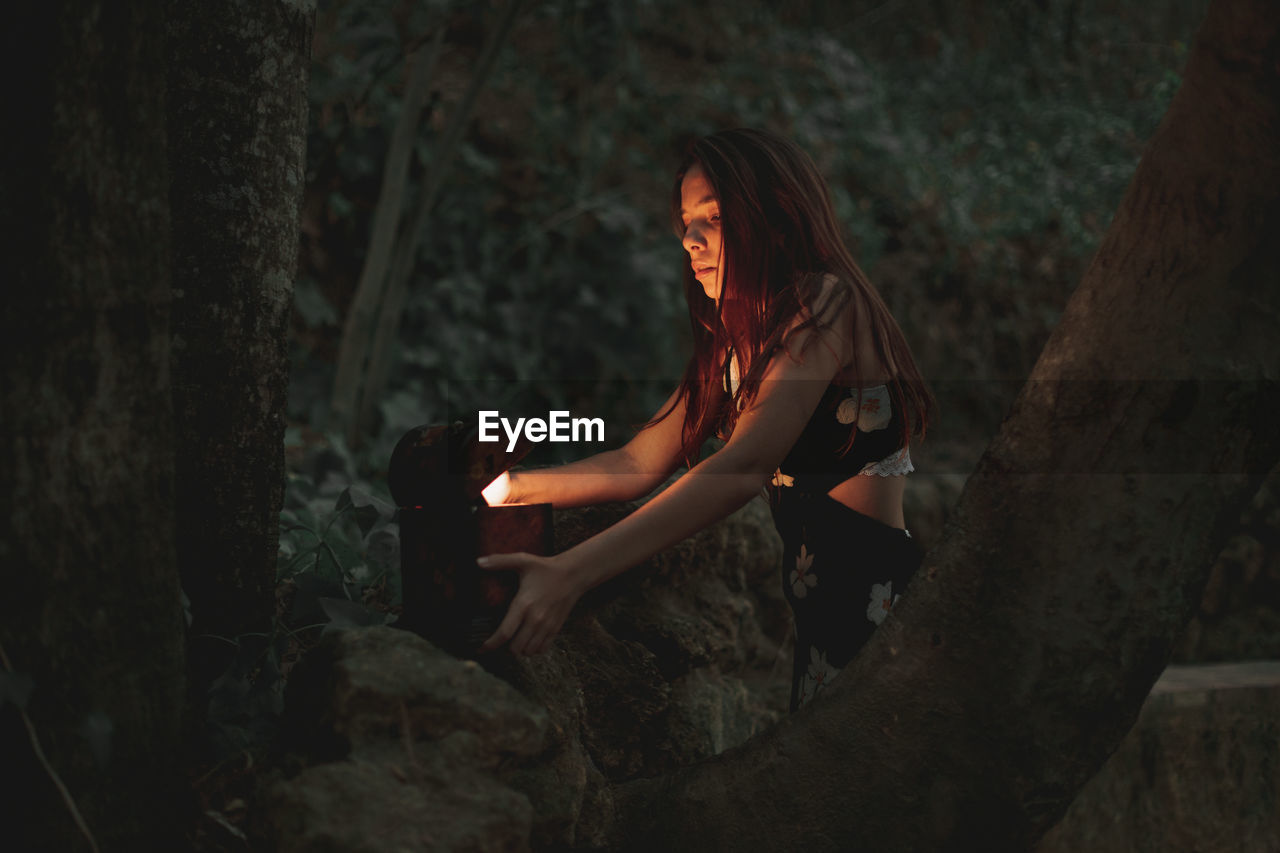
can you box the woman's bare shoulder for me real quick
[812,274,893,385]
[778,273,853,366]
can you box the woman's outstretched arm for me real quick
[479,323,846,656]
[482,386,689,509]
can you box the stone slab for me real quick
[1037,661,1280,853]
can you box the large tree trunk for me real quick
[0,4,187,848]
[165,1,314,698]
[603,1,1280,849]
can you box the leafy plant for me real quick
[277,430,401,626]
[199,430,402,757]
[295,0,1198,473]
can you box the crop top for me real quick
[724,351,913,490]
[776,382,912,481]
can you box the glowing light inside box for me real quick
[389,423,553,655]
[480,470,512,506]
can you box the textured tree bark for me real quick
[165,1,314,683]
[0,3,186,848]
[603,0,1280,849]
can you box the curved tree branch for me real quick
[331,25,447,439]
[355,0,528,443]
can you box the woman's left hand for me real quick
[476,552,583,656]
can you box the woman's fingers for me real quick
[480,593,544,655]
[512,606,551,657]
[528,602,569,656]
[476,552,532,572]
[513,624,537,657]
[484,602,558,656]
[477,553,532,652]
[476,552,570,656]
[479,598,524,652]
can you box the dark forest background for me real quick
[291,0,1196,468]
[11,0,1279,848]
[280,0,1258,672]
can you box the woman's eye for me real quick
[709,213,720,223]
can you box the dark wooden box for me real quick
[389,423,551,657]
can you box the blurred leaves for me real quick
[0,670,34,710]
[319,597,398,634]
[201,430,403,759]
[293,277,339,329]
[259,0,1206,764]
[294,0,1198,465]
[79,712,114,768]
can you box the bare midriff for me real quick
[826,473,906,529]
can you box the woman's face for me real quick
[679,164,724,301]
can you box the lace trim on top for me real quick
[858,446,913,477]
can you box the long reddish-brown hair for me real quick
[656,128,934,466]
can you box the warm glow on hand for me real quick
[481,471,511,506]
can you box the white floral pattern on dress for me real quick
[791,544,817,598]
[835,385,893,432]
[866,581,901,625]
[800,647,842,705]
[771,468,795,488]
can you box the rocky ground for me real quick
[252,464,1279,851]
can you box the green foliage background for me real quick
[268,0,1205,661]
[290,0,1199,479]
[173,0,1280,808]
[221,0,1280,784]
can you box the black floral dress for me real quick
[765,383,922,711]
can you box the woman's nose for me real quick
[682,226,703,252]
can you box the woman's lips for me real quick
[694,266,716,277]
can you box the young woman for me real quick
[478,128,933,711]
